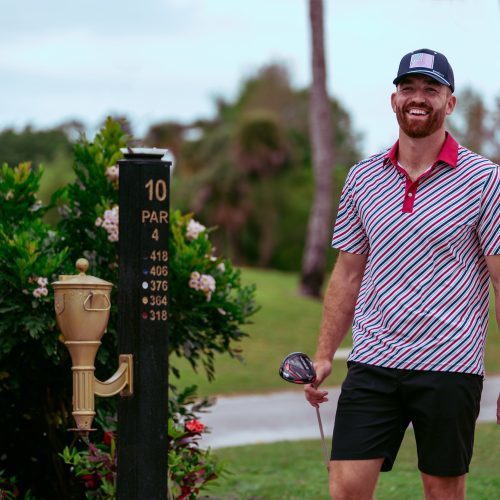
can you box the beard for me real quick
[395,101,447,138]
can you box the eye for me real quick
[425,87,439,94]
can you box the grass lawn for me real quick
[173,267,500,397]
[202,423,500,499]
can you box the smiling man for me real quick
[305,49,500,499]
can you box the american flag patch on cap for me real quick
[410,53,435,69]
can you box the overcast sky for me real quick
[1,0,499,156]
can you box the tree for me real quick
[449,87,500,164]
[0,126,73,167]
[299,0,335,298]
[145,62,359,272]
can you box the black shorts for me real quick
[331,362,483,476]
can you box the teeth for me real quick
[408,108,428,115]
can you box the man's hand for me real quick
[304,359,332,408]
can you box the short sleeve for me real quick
[477,166,500,255]
[331,169,369,254]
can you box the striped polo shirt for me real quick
[332,133,500,375]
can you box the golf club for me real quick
[279,352,330,469]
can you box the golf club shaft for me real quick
[315,406,330,470]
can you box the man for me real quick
[305,48,500,500]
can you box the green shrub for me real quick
[0,162,74,496]
[0,118,257,497]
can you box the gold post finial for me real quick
[76,258,89,275]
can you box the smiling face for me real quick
[391,75,456,138]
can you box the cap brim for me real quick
[393,70,453,91]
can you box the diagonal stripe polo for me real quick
[332,133,500,375]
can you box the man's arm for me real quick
[305,250,367,407]
[484,255,500,425]
[485,255,500,329]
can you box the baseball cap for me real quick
[393,48,454,92]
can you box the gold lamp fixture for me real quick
[53,258,133,435]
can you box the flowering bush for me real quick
[0,118,257,496]
[168,210,258,381]
[61,443,116,499]
[61,434,116,499]
[168,417,222,500]
[0,162,71,495]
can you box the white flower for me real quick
[39,287,48,297]
[188,272,216,300]
[200,274,216,292]
[33,288,42,298]
[29,200,43,212]
[37,277,48,287]
[96,206,119,242]
[108,230,119,242]
[217,308,227,315]
[186,219,206,241]
[216,262,225,272]
[57,205,70,218]
[188,279,201,291]
[105,165,119,182]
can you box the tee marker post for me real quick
[117,148,170,498]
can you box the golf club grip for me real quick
[315,407,330,470]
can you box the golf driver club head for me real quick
[279,352,316,384]
[279,352,330,469]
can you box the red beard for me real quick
[395,101,447,138]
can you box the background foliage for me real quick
[1,60,499,498]
[168,64,360,271]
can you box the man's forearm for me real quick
[315,252,366,362]
[493,275,500,330]
[485,256,500,332]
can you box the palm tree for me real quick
[299,0,335,298]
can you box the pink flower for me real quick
[37,277,48,287]
[96,206,119,242]
[32,286,48,298]
[185,419,205,433]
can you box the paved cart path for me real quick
[200,375,500,449]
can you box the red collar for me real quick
[384,132,458,169]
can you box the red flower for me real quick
[185,419,205,433]
[82,473,97,490]
[178,485,193,500]
[103,431,114,447]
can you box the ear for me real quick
[446,94,457,116]
[391,92,397,113]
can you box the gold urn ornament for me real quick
[53,258,133,435]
